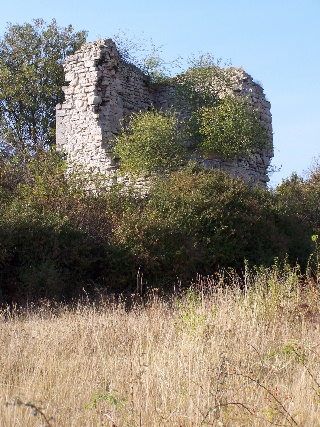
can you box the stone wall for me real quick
[56,39,273,185]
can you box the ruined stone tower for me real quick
[56,39,273,185]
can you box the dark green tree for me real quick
[0,19,87,155]
[275,160,320,234]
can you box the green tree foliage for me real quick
[174,55,269,159]
[275,161,320,234]
[110,167,311,282]
[114,108,187,176]
[0,19,87,155]
[175,53,232,110]
[196,96,269,159]
[0,153,314,304]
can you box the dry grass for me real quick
[1,267,320,426]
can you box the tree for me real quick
[275,160,320,234]
[114,108,187,176]
[0,19,87,156]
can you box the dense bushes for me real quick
[111,167,311,281]
[0,151,134,303]
[275,162,320,234]
[0,151,316,304]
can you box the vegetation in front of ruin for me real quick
[1,148,319,303]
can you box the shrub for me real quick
[275,162,320,234]
[196,96,269,159]
[110,168,311,284]
[174,57,269,159]
[175,53,232,110]
[0,151,134,303]
[114,108,187,176]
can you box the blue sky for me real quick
[1,0,319,187]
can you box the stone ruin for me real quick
[56,39,273,186]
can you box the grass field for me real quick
[1,266,320,426]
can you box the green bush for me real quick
[196,96,269,159]
[114,108,187,176]
[174,59,269,159]
[110,168,311,284]
[175,54,232,110]
[275,163,320,234]
[0,150,315,303]
[0,151,134,303]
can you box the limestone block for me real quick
[75,99,84,109]
[84,60,95,68]
[88,95,102,105]
[84,85,97,93]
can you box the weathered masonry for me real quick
[56,39,273,185]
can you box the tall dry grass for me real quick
[1,266,320,426]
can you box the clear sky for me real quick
[1,0,319,187]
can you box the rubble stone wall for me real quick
[56,39,273,185]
